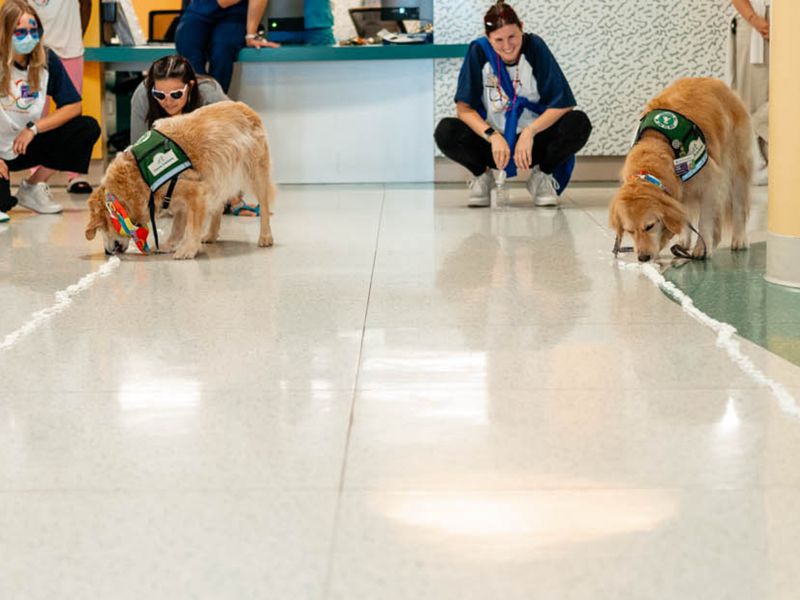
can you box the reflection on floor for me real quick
[1,182,799,600]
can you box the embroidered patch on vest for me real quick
[635,109,708,182]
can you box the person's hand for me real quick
[514,126,536,171]
[751,14,769,39]
[12,128,35,156]
[490,133,511,171]
[245,35,280,49]
[0,160,8,180]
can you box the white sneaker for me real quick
[467,171,493,207]
[17,180,62,214]
[0,210,8,223]
[527,167,559,207]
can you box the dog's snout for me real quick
[111,241,124,254]
[104,248,113,256]
[638,253,651,262]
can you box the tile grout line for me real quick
[321,185,386,599]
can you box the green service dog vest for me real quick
[129,130,193,250]
[130,129,192,192]
[635,109,708,181]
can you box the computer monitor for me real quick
[380,0,432,24]
[266,0,305,32]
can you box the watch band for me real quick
[483,126,495,141]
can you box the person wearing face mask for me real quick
[434,1,591,208]
[129,55,260,216]
[0,0,99,222]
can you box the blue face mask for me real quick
[12,33,39,56]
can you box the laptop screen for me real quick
[349,8,405,38]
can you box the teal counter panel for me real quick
[84,44,469,63]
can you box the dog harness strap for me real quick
[635,109,708,182]
[148,192,160,251]
[162,177,178,211]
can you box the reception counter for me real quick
[85,44,468,184]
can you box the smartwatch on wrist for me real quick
[483,126,495,141]
[25,121,38,135]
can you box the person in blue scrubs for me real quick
[175,0,278,93]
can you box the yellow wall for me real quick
[84,0,103,159]
[134,0,182,39]
[768,0,800,236]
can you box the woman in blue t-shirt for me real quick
[0,0,100,222]
[435,1,591,208]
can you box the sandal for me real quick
[67,178,93,194]
[228,200,260,217]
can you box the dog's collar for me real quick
[631,170,671,195]
[104,192,151,254]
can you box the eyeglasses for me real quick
[13,27,39,40]
[151,84,188,101]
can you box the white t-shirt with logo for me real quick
[0,50,81,160]
[30,0,84,58]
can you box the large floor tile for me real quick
[343,387,800,491]
[0,389,352,491]
[0,490,336,600]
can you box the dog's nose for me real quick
[638,254,651,262]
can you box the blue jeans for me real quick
[175,11,244,93]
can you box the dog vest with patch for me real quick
[129,129,193,250]
[130,129,192,192]
[635,109,708,182]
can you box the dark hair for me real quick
[144,55,202,129]
[484,1,522,35]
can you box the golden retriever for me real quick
[86,101,275,259]
[609,77,751,262]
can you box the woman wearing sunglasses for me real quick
[130,54,260,216]
[0,0,100,222]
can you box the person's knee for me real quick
[83,116,101,142]
[567,110,592,137]
[434,118,461,151]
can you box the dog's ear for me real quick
[658,194,688,236]
[85,186,105,241]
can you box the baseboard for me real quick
[435,156,625,183]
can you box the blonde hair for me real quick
[0,0,46,97]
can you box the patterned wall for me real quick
[434,0,733,155]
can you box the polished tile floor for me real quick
[2,182,800,599]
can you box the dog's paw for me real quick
[731,236,749,251]
[258,234,274,247]
[173,244,200,260]
[201,235,218,244]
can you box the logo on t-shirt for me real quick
[31,0,50,7]
[1,79,39,111]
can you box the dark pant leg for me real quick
[208,19,246,93]
[7,116,101,174]
[434,117,495,177]
[175,13,215,77]
[531,110,592,174]
[0,177,16,212]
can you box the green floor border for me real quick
[664,242,800,368]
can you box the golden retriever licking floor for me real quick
[609,77,752,262]
[85,101,275,259]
